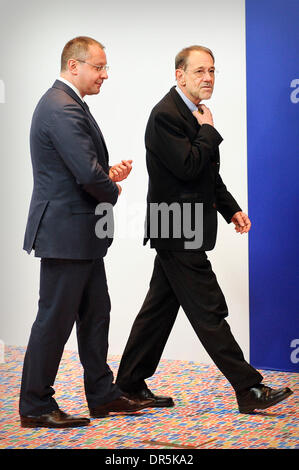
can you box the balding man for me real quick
[19,36,148,428]
[116,46,293,414]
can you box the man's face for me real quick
[75,45,108,97]
[176,50,215,105]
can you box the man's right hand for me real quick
[116,183,122,195]
[192,104,214,127]
[109,160,133,182]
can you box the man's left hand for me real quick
[109,160,133,182]
[231,211,251,234]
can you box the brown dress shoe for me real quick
[20,409,90,428]
[89,395,151,418]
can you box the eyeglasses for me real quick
[76,59,109,72]
[185,68,218,78]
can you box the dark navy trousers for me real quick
[19,258,121,416]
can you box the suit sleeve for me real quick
[146,110,223,182]
[48,103,119,205]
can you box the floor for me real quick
[0,346,298,450]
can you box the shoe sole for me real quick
[20,421,90,428]
[90,404,148,418]
[238,389,293,414]
[88,416,108,419]
[127,396,175,408]
[146,402,175,408]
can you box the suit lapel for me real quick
[169,86,199,131]
[82,102,109,156]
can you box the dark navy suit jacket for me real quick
[23,80,118,259]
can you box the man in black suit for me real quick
[19,36,150,428]
[116,46,293,413]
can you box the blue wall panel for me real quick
[246,0,299,372]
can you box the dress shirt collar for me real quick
[57,76,84,102]
[175,85,198,112]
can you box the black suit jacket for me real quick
[23,80,118,259]
[144,86,241,251]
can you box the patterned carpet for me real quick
[0,346,298,450]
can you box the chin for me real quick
[86,88,100,96]
[202,93,212,100]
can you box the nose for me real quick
[203,70,213,81]
[101,70,108,79]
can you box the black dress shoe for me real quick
[124,388,175,408]
[236,384,293,414]
[89,395,151,418]
[20,409,90,428]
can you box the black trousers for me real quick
[116,250,263,393]
[19,258,121,416]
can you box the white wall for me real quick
[0,0,249,365]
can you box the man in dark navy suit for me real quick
[116,45,293,414]
[19,36,149,428]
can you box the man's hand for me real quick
[192,104,214,127]
[231,211,251,234]
[116,183,122,195]
[109,159,133,182]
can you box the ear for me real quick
[67,59,79,76]
[176,68,185,86]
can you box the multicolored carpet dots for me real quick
[0,346,298,449]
